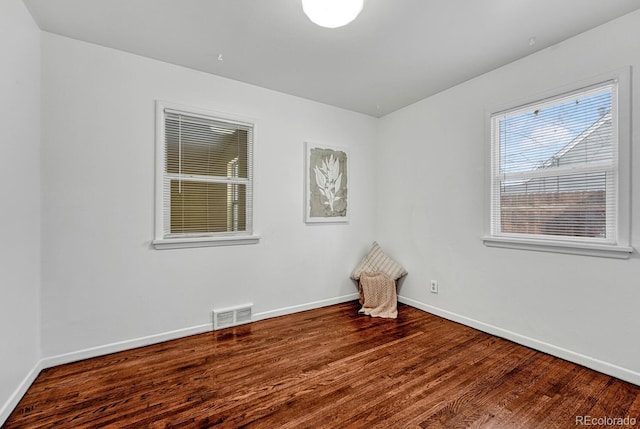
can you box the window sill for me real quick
[153,234,261,250]
[482,236,633,259]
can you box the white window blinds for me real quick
[161,108,254,239]
[490,82,618,244]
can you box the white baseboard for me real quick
[398,295,640,386]
[40,323,213,369]
[253,293,359,321]
[0,360,44,426]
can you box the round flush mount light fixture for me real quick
[302,0,364,29]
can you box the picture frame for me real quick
[305,142,349,223]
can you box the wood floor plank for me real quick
[3,302,639,428]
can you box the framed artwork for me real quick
[305,142,349,223]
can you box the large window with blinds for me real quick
[485,73,632,258]
[153,102,258,249]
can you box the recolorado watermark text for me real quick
[575,415,637,426]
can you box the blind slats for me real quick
[162,109,253,237]
[491,82,617,242]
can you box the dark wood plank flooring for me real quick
[3,302,640,428]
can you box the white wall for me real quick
[40,33,377,357]
[377,10,640,383]
[0,0,41,418]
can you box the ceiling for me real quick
[23,0,640,117]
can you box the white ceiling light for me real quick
[302,0,363,29]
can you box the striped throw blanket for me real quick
[358,271,397,319]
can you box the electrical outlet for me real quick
[430,280,438,294]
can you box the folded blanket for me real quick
[358,271,397,319]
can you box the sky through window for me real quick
[498,88,612,174]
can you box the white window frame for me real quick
[153,101,260,250]
[483,68,632,259]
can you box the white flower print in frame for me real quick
[305,143,349,223]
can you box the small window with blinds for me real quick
[486,78,631,257]
[153,102,258,249]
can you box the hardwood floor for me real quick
[4,301,640,428]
